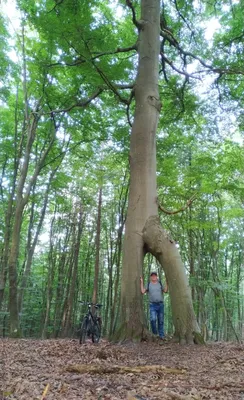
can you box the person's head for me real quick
[150,271,158,282]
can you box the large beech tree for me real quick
[113,0,200,344]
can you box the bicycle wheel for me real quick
[79,319,88,344]
[91,321,101,343]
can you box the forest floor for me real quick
[0,338,243,400]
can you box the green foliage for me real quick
[0,0,243,341]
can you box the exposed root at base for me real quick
[111,324,151,343]
[174,332,205,345]
[193,331,206,345]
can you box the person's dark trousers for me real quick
[149,302,164,338]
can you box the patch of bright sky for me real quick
[204,18,221,41]
[1,0,20,62]
[109,1,125,20]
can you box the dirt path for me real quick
[0,339,243,399]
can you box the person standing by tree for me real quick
[140,272,168,339]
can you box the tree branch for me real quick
[33,84,134,116]
[160,53,199,80]
[126,88,135,127]
[160,30,244,77]
[91,63,129,105]
[157,193,197,215]
[125,0,143,30]
[48,0,64,13]
[84,41,130,105]
[91,45,137,58]
[46,45,137,68]
[66,363,185,375]
[38,87,104,115]
[172,0,195,36]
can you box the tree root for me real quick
[65,364,186,375]
[111,322,151,343]
[193,332,205,345]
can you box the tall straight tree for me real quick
[114,0,201,344]
[92,187,102,306]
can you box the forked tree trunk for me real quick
[113,0,161,341]
[114,0,201,344]
[143,216,201,344]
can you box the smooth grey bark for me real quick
[114,0,201,344]
[114,0,161,341]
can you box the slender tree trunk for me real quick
[0,88,20,309]
[110,179,129,337]
[110,223,123,337]
[18,171,54,312]
[114,0,201,344]
[60,251,74,334]
[92,188,102,305]
[0,194,15,309]
[8,114,55,336]
[8,199,26,336]
[104,227,113,335]
[62,203,83,336]
[188,206,195,302]
[53,230,71,337]
[237,248,242,338]
[42,211,57,338]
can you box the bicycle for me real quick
[79,302,102,344]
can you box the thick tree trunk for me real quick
[114,0,160,341]
[114,0,201,344]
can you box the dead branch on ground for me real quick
[65,364,186,375]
